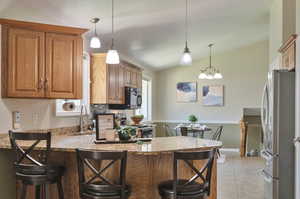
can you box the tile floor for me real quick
[217,151,265,199]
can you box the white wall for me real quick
[154,40,269,123]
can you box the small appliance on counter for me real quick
[109,87,142,110]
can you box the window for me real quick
[136,78,152,121]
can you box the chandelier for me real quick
[198,44,223,79]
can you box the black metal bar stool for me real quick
[158,149,216,199]
[9,131,65,199]
[76,149,130,199]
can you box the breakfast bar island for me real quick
[0,134,222,199]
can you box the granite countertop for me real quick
[0,133,222,154]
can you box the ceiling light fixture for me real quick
[106,0,120,64]
[180,0,192,65]
[89,18,101,49]
[198,44,223,80]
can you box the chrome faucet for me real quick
[79,104,88,134]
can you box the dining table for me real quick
[174,123,212,138]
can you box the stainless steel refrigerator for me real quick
[261,70,295,199]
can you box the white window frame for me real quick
[136,76,152,121]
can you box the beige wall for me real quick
[154,40,269,123]
[269,0,296,64]
[283,0,296,42]
[269,0,283,64]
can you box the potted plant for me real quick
[117,126,137,141]
[131,115,144,125]
[188,114,198,125]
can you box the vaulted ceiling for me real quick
[0,0,271,70]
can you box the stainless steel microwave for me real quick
[109,87,142,110]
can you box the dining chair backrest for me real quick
[76,149,128,197]
[180,127,188,136]
[173,149,216,197]
[9,131,51,167]
[212,126,223,141]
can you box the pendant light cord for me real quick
[209,44,213,68]
[185,0,188,48]
[111,0,115,49]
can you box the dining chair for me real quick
[180,127,188,136]
[9,131,65,199]
[211,126,223,157]
[158,149,216,199]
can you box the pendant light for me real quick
[106,0,120,64]
[180,0,192,65]
[198,44,223,80]
[89,18,101,49]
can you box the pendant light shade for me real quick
[89,18,101,49]
[106,0,120,64]
[106,50,120,64]
[181,0,192,65]
[90,36,101,48]
[181,45,192,65]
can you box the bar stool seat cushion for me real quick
[15,164,65,184]
[158,179,207,197]
[82,181,131,198]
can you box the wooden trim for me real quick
[1,25,9,97]
[0,18,88,35]
[279,34,298,53]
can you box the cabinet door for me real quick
[107,64,117,104]
[131,69,138,88]
[7,28,45,98]
[124,66,131,87]
[45,33,82,99]
[137,70,142,90]
[117,64,125,104]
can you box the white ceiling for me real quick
[0,0,271,70]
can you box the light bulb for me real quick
[214,73,223,79]
[90,36,101,48]
[206,74,214,80]
[198,73,207,79]
[106,50,120,64]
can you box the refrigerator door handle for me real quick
[294,137,300,143]
[261,83,269,140]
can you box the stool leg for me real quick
[35,185,41,199]
[57,178,64,199]
[20,184,27,199]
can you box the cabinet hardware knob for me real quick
[45,78,49,90]
[38,78,44,90]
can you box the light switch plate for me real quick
[12,111,21,130]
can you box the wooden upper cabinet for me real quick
[45,33,82,99]
[122,62,142,89]
[279,34,297,71]
[90,53,125,104]
[1,18,88,99]
[6,28,45,98]
[90,54,142,105]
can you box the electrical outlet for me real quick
[12,111,21,130]
[33,113,39,127]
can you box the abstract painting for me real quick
[202,85,224,106]
[176,82,197,102]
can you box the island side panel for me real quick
[16,151,217,199]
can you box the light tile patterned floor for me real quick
[217,151,265,199]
